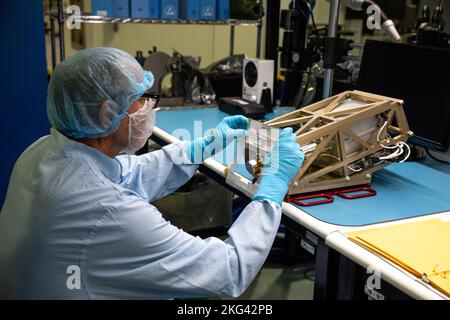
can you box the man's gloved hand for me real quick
[186,115,249,164]
[215,115,249,146]
[253,127,305,205]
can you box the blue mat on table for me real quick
[155,107,450,227]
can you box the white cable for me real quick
[377,121,398,149]
[382,19,402,41]
[320,153,341,162]
[348,165,363,172]
[398,141,411,163]
[377,120,411,162]
[379,148,402,160]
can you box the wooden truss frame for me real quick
[263,90,413,195]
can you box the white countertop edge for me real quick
[325,232,448,300]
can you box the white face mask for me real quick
[121,99,157,155]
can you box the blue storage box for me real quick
[216,0,229,20]
[91,0,114,16]
[131,0,148,18]
[180,0,200,20]
[131,0,160,18]
[161,0,179,19]
[114,0,130,17]
[149,0,160,18]
[200,0,216,20]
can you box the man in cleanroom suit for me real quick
[0,48,304,299]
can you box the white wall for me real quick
[83,23,258,67]
[46,1,345,71]
[48,0,262,69]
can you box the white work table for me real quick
[151,107,450,300]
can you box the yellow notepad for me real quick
[346,218,450,297]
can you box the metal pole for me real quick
[49,0,57,69]
[264,0,280,100]
[256,0,264,59]
[323,0,340,99]
[57,0,65,62]
[229,25,235,56]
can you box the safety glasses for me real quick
[139,92,161,110]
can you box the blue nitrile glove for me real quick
[186,115,249,164]
[253,127,305,205]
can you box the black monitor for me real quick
[358,40,450,152]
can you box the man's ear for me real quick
[98,101,118,130]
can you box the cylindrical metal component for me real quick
[229,25,235,56]
[323,0,340,99]
[256,1,264,59]
[50,0,57,69]
[323,69,334,99]
[327,0,340,38]
[57,0,65,61]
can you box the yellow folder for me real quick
[346,218,450,297]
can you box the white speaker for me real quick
[242,58,274,104]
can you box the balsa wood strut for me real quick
[262,90,413,195]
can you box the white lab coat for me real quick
[0,129,281,299]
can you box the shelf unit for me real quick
[72,15,261,26]
[48,0,264,69]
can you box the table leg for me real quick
[337,255,361,300]
[313,238,340,300]
[337,254,413,300]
